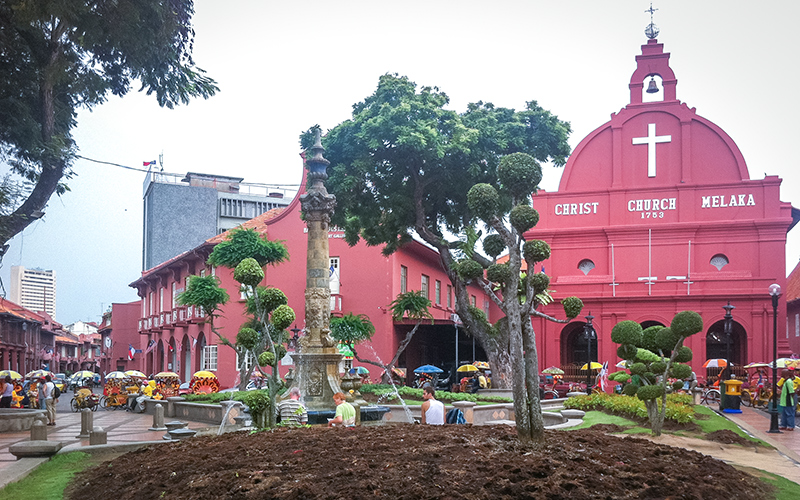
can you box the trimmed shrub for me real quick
[650,360,667,374]
[629,362,647,375]
[561,296,583,319]
[255,287,288,313]
[655,327,680,352]
[233,257,264,287]
[258,351,275,366]
[674,346,693,363]
[640,325,664,353]
[636,384,664,401]
[671,363,692,380]
[522,240,551,263]
[482,234,506,257]
[529,272,550,294]
[509,205,540,233]
[467,183,500,220]
[672,380,685,391]
[611,321,643,346]
[635,348,660,363]
[271,304,295,330]
[455,259,484,281]
[236,327,259,350]
[671,310,704,338]
[497,152,542,197]
[486,263,512,284]
[617,344,638,360]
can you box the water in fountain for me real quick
[365,344,414,423]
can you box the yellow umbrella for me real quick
[155,371,179,379]
[26,370,54,379]
[457,364,478,373]
[124,370,146,378]
[0,370,22,380]
[73,370,96,379]
[105,371,129,379]
[580,362,603,371]
[192,370,217,379]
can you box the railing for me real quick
[330,294,342,315]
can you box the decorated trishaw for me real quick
[71,387,100,412]
[100,371,133,409]
[155,371,181,398]
[189,370,220,394]
[0,370,24,408]
[25,370,54,409]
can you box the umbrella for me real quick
[742,362,768,370]
[26,370,54,379]
[413,364,444,374]
[615,361,630,369]
[0,370,22,380]
[105,371,128,379]
[124,370,146,378]
[702,359,732,368]
[391,368,406,378]
[356,367,370,375]
[155,371,179,379]
[542,366,565,375]
[73,370,96,379]
[457,364,478,373]
[768,358,798,369]
[580,362,603,371]
[192,370,218,378]
[473,361,490,370]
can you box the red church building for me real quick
[529,37,799,381]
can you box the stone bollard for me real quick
[166,396,183,418]
[149,404,167,431]
[77,408,92,438]
[353,403,361,426]
[30,420,48,441]
[89,426,107,445]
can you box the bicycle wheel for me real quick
[703,389,721,405]
[99,396,109,410]
[740,389,752,407]
[70,398,79,412]
[543,390,559,400]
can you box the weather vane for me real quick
[644,3,660,39]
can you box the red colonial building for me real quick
[129,167,491,388]
[529,37,799,381]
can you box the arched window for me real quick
[578,259,595,275]
[710,254,729,271]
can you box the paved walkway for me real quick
[719,404,800,464]
[0,393,213,489]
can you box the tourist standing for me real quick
[328,392,356,427]
[778,369,795,431]
[41,375,56,425]
[0,376,13,408]
[277,387,308,426]
[421,386,444,425]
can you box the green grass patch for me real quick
[736,466,800,500]
[0,451,95,500]
[692,405,768,446]
[562,410,640,430]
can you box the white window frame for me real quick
[237,350,256,373]
[400,266,408,294]
[421,275,429,298]
[435,280,441,305]
[202,345,218,371]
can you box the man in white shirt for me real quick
[421,386,444,425]
[42,375,56,425]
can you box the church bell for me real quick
[646,77,659,94]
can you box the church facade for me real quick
[528,37,798,381]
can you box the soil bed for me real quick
[66,425,773,500]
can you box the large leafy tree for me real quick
[0,0,218,249]
[302,74,573,442]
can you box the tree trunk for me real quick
[521,316,545,443]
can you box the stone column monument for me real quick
[290,129,343,411]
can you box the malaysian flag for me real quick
[143,160,156,167]
[128,345,136,360]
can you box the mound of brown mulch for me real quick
[705,429,756,446]
[66,425,774,500]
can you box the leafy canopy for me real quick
[207,229,289,268]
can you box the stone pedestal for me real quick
[77,408,92,438]
[89,427,107,445]
[30,420,47,441]
[149,403,167,431]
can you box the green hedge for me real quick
[564,392,695,424]
[182,389,271,404]
[360,384,512,404]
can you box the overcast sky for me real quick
[1,1,798,324]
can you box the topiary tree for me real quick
[609,311,703,435]
[178,228,294,428]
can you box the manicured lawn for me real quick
[1,451,93,500]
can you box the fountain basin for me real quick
[0,409,47,432]
[307,405,390,425]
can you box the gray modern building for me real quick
[142,171,293,270]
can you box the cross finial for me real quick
[644,3,660,39]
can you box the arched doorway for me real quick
[705,320,746,378]
[157,341,165,374]
[640,320,666,330]
[181,335,191,382]
[560,321,597,367]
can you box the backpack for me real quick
[446,408,466,424]
[51,383,60,399]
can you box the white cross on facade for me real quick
[632,123,671,177]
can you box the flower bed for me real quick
[564,392,695,424]
[360,384,512,404]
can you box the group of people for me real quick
[777,368,798,431]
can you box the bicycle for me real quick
[701,387,721,405]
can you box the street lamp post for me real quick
[584,313,595,392]
[722,302,735,380]
[768,284,781,434]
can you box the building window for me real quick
[796,314,799,337]
[484,298,490,315]
[435,280,441,305]
[470,295,476,307]
[237,351,256,373]
[202,345,218,371]
[171,282,177,309]
[400,266,408,294]
[578,259,595,275]
[329,257,340,294]
[159,287,164,312]
[710,254,729,271]
[421,275,429,298]
[447,285,453,308]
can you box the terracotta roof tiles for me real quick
[786,260,800,303]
